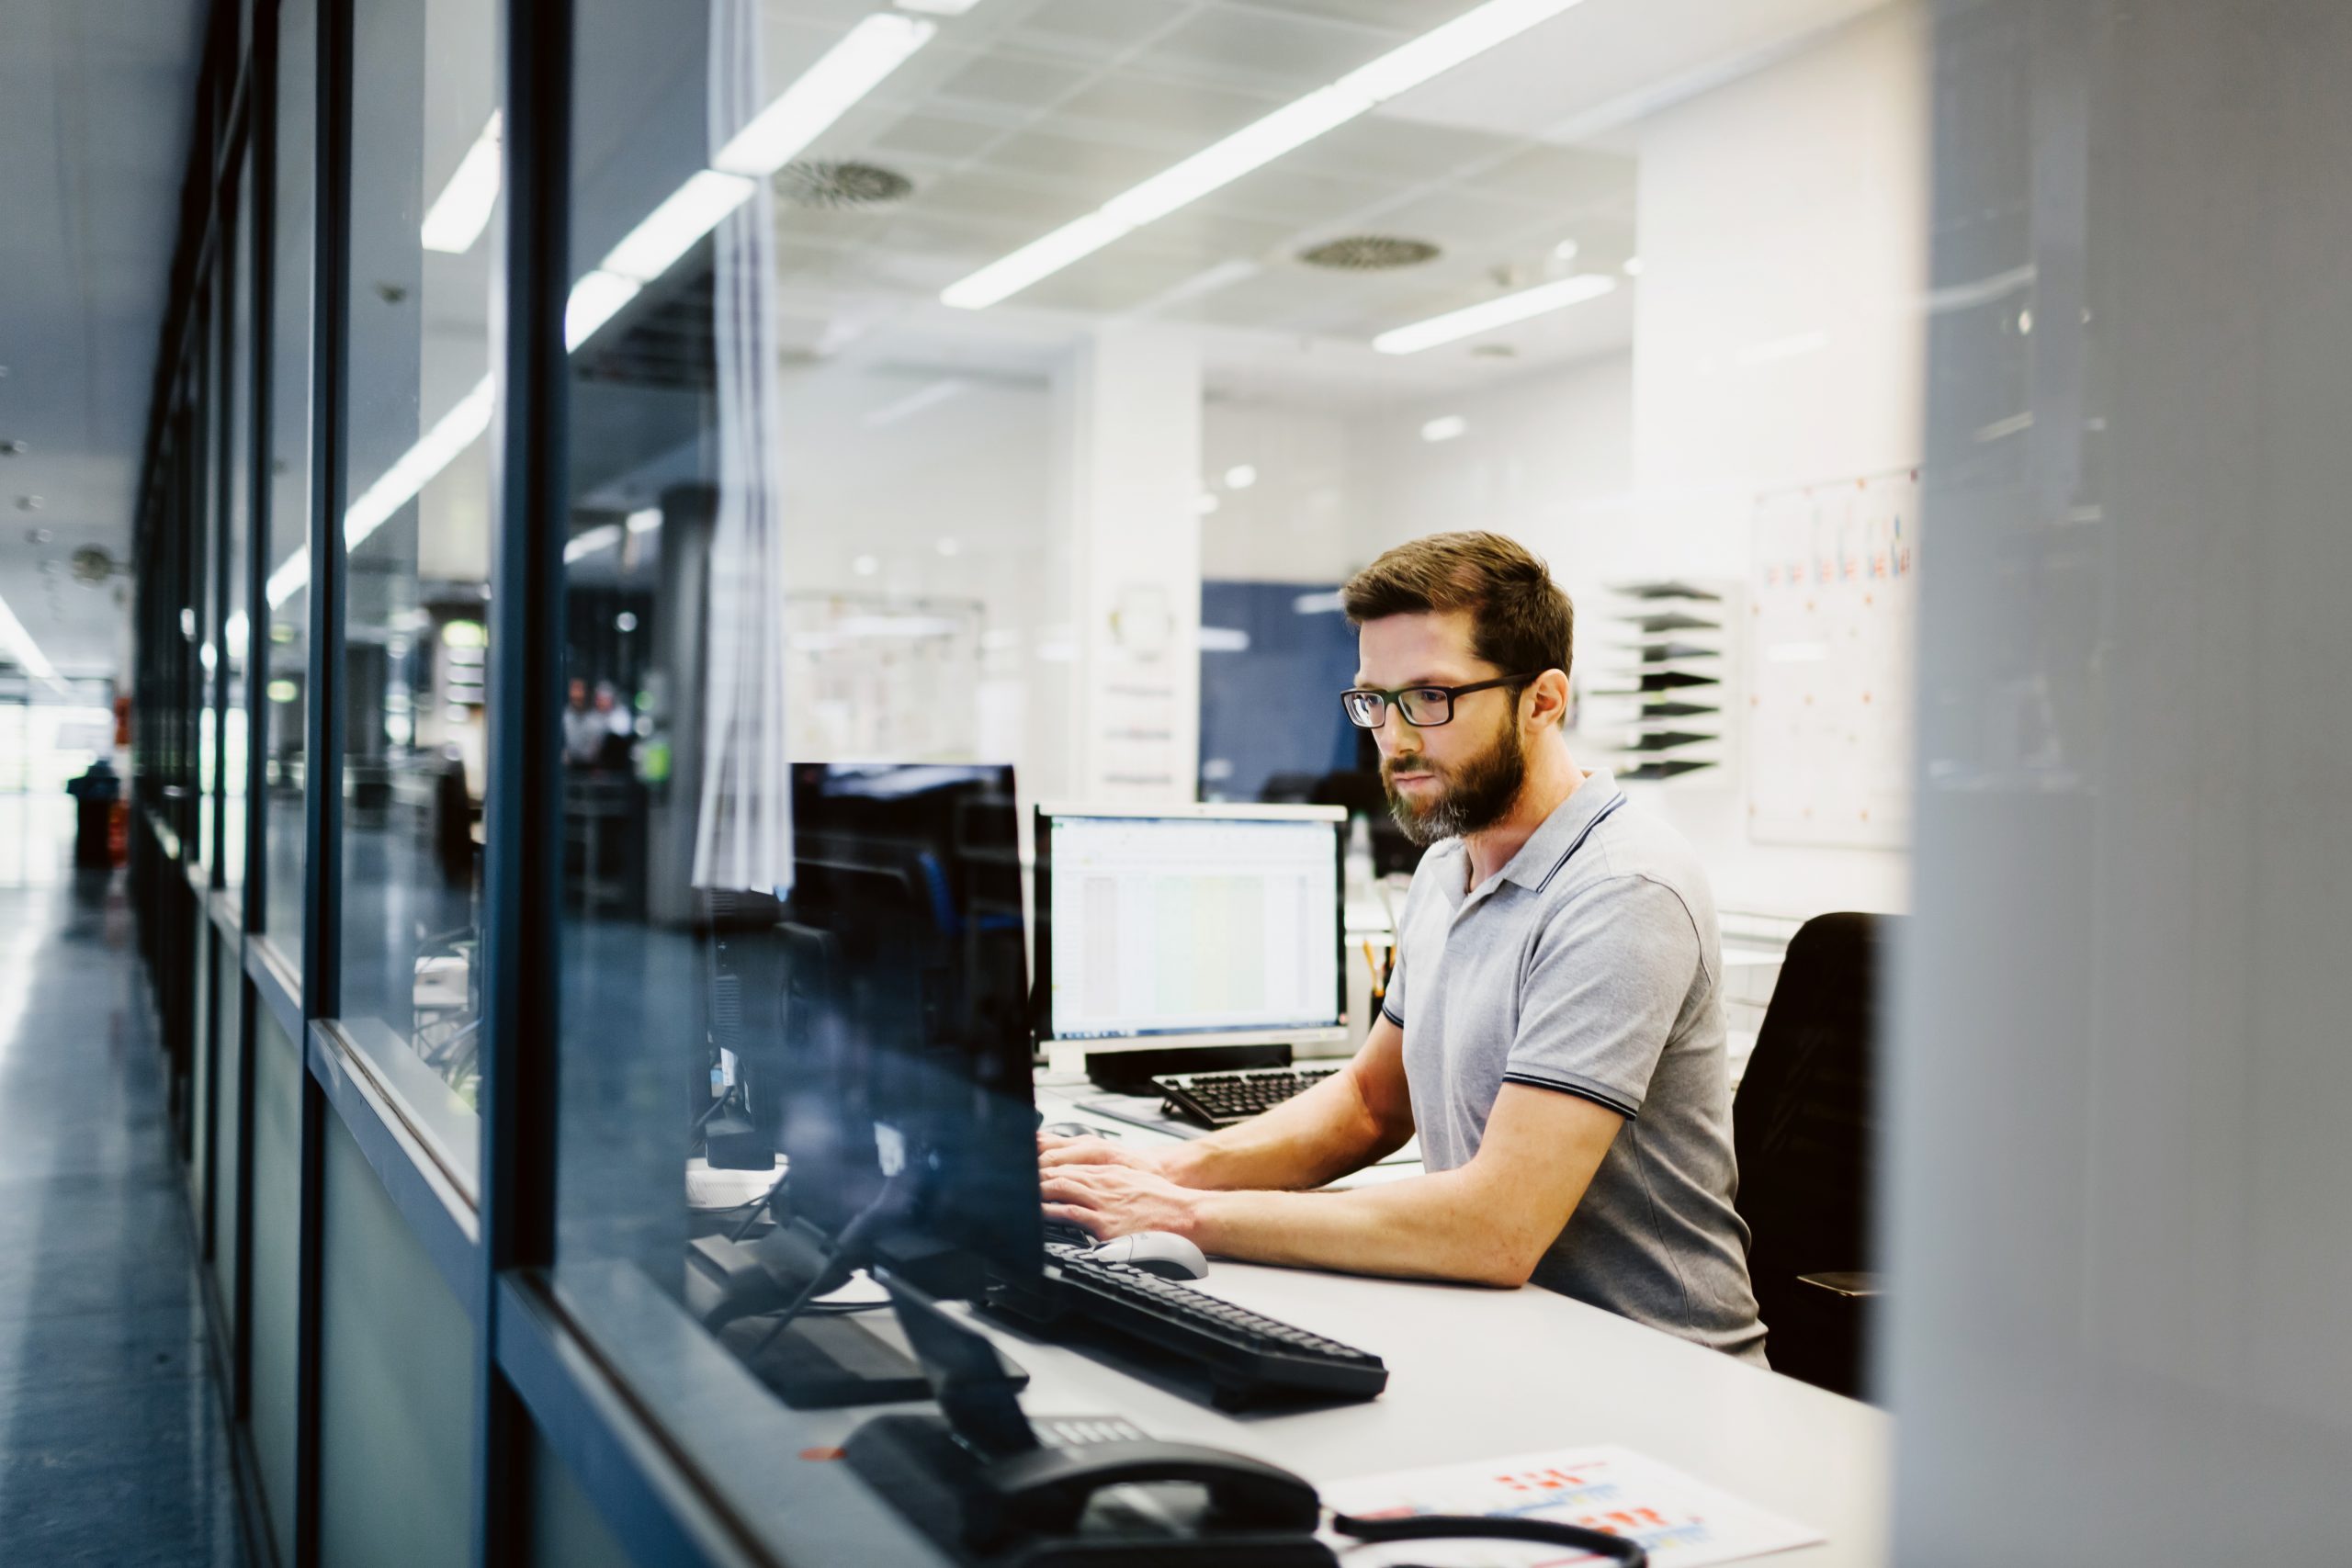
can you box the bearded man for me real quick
[1038,531,1765,1362]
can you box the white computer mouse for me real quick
[1087,1230,1209,1280]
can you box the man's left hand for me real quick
[1040,1162,1204,1243]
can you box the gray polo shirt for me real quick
[1383,771,1766,1362]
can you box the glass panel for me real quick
[197,280,220,879]
[223,146,256,895]
[334,0,499,1136]
[263,0,318,962]
[546,5,1931,1544]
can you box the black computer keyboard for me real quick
[1152,1065,1340,1129]
[990,1244,1388,1408]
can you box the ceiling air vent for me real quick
[777,161,914,209]
[1298,235,1440,271]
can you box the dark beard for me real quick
[1383,719,1528,848]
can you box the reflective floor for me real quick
[0,871,249,1567]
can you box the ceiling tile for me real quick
[1012,0,1192,56]
[1142,7,1391,88]
[1048,73,1283,151]
[930,51,1097,111]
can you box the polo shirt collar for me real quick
[1495,768,1622,892]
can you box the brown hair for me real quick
[1340,531,1574,691]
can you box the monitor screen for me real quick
[750,763,1040,1297]
[1037,807,1344,1045]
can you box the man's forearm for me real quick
[1185,1168,1530,1289]
[1163,1066,1408,1191]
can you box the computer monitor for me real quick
[747,762,1041,1300]
[1032,803,1348,1081]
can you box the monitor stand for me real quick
[717,1314,934,1409]
[700,1226,1030,1410]
[1081,1043,1291,1092]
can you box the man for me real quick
[562,678,605,765]
[1041,531,1765,1362]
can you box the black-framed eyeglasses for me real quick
[1340,674,1540,729]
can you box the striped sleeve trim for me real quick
[1380,1002,1404,1027]
[1501,1068,1640,1121]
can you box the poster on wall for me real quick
[1745,468,1919,850]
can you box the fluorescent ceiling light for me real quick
[712,15,936,177]
[421,111,502,254]
[941,0,1593,310]
[1223,465,1257,491]
[564,524,624,564]
[347,376,496,553]
[600,171,757,283]
[893,0,981,14]
[0,586,64,691]
[1374,274,1617,355]
[1420,415,1468,444]
[565,270,641,351]
[625,508,662,535]
[1622,255,1645,276]
[940,211,1130,311]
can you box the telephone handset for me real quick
[969,1437,1319,1546]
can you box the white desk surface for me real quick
[840,1083,1891,1564]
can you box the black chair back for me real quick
[1732,911,1888,1399]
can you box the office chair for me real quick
[1731,911,1890,1402]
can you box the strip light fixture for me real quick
[1372,273,1618,355]
[942,0,1597,310]
[0,586,65,693]
[421,111,503,254]
[266,12,942,609]
[713,14,935,177]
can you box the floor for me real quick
[0,872,249,1567]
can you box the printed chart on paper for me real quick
[1320,1443,1825,1567]
[1745,469,1919,850]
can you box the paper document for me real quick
[1320,1443,1824,1567]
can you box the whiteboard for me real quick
[1745,468,1919,849]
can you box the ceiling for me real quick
[0,0,208,687]
[747,0,1888,406]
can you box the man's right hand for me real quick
[1037,1131,1172,1177]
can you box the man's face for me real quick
[568,680,586,708]
[1353,609,1529,846]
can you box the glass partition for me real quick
[262,0,318,960]
[530,8,1951,1553]
[222,145,255,897]
[334,0,501,1155]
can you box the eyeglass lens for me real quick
[1344,688,1453,728]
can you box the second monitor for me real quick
[1033,803,1348,1086]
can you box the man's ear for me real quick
[1523,669,1571,729]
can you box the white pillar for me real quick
[1043,324,1202,805]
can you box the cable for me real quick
[725,1171,789,1242]
[1329,1510,1647,1567]
[742,1178,904,1360]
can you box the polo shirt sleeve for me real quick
[1379,943,1406,1028]
[1504,874,1701,1120]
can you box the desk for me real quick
[793,1083,1891,1563]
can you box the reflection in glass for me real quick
[262,0,316,961]
[333,0,498,1135]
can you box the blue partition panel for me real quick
[528,1427,634,1568]
[316,1111,475,1568]
[210,932,244,1319]
[250,1005,304,1567]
